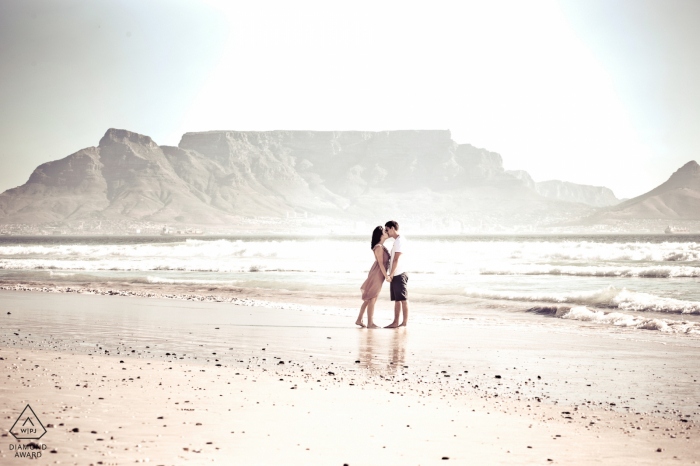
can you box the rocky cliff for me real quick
[0,128,597,226]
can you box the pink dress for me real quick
[360,244,390,301]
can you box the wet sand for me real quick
[1,290,699,464]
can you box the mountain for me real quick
[585,161,700,221]
[167,130,555,218]
[535,180,620,207]
[506,170,620,207]
[0,129,241,224]
[506,170,537,191]
[0,128,597,226]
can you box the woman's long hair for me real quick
[370,226,384,250]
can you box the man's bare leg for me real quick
[355,301,368,327]
[398,300,409,327]
[384,301,401,328]
[367,298,380,328]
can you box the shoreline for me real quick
[2,281,700,344]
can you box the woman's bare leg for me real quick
[367,298,380,328]
[355,301,368,327]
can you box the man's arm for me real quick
[389,252,402,279]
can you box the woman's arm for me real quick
[374,247,389,279]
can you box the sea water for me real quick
[1,234,700,339]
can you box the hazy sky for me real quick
[1,0,698,199]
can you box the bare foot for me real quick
[367,323,380,329]
[355,319,366,328]
[398,323,407,327]
[384,323,399,328]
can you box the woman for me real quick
[355,226,390,328]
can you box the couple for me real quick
[355,220,409,329]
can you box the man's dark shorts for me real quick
[390,273,409,301]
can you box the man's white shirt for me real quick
[388,235,406,276]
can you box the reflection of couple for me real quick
[358,325,407,370]
[355,220,409,329]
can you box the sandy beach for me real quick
[1,290,699,465]
[3,0,700,462]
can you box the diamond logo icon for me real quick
[10,404,46,440]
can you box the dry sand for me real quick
[1,290,699,465]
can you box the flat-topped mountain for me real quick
[0,128,599,226]
[584,160,700,221]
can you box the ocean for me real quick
[1,234,700,341]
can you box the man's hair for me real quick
[385,220,399,231]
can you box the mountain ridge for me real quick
[0,128,612,226]
[506,170,620,207]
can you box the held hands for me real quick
[386,274,393,283]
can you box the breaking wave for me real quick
[143,276,240,286]
[536,242,700,262]
[480,265,700,278]
[2,239,700,267]
[528,306,700,334]
[0,259,344,274]
[463,286,700,314]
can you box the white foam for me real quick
[144,276,240,286]
[0,258,353,274]
[0,239,381,274]
[2,239,699,278]
[539,241,700,262]
[560,306,700,334]
[3,238,700,318]
[48,271,76,277]
[463,286,700,314]
[480,265,700,278]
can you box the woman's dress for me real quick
[360,244,390,301]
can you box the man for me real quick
[384,220,409,328]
